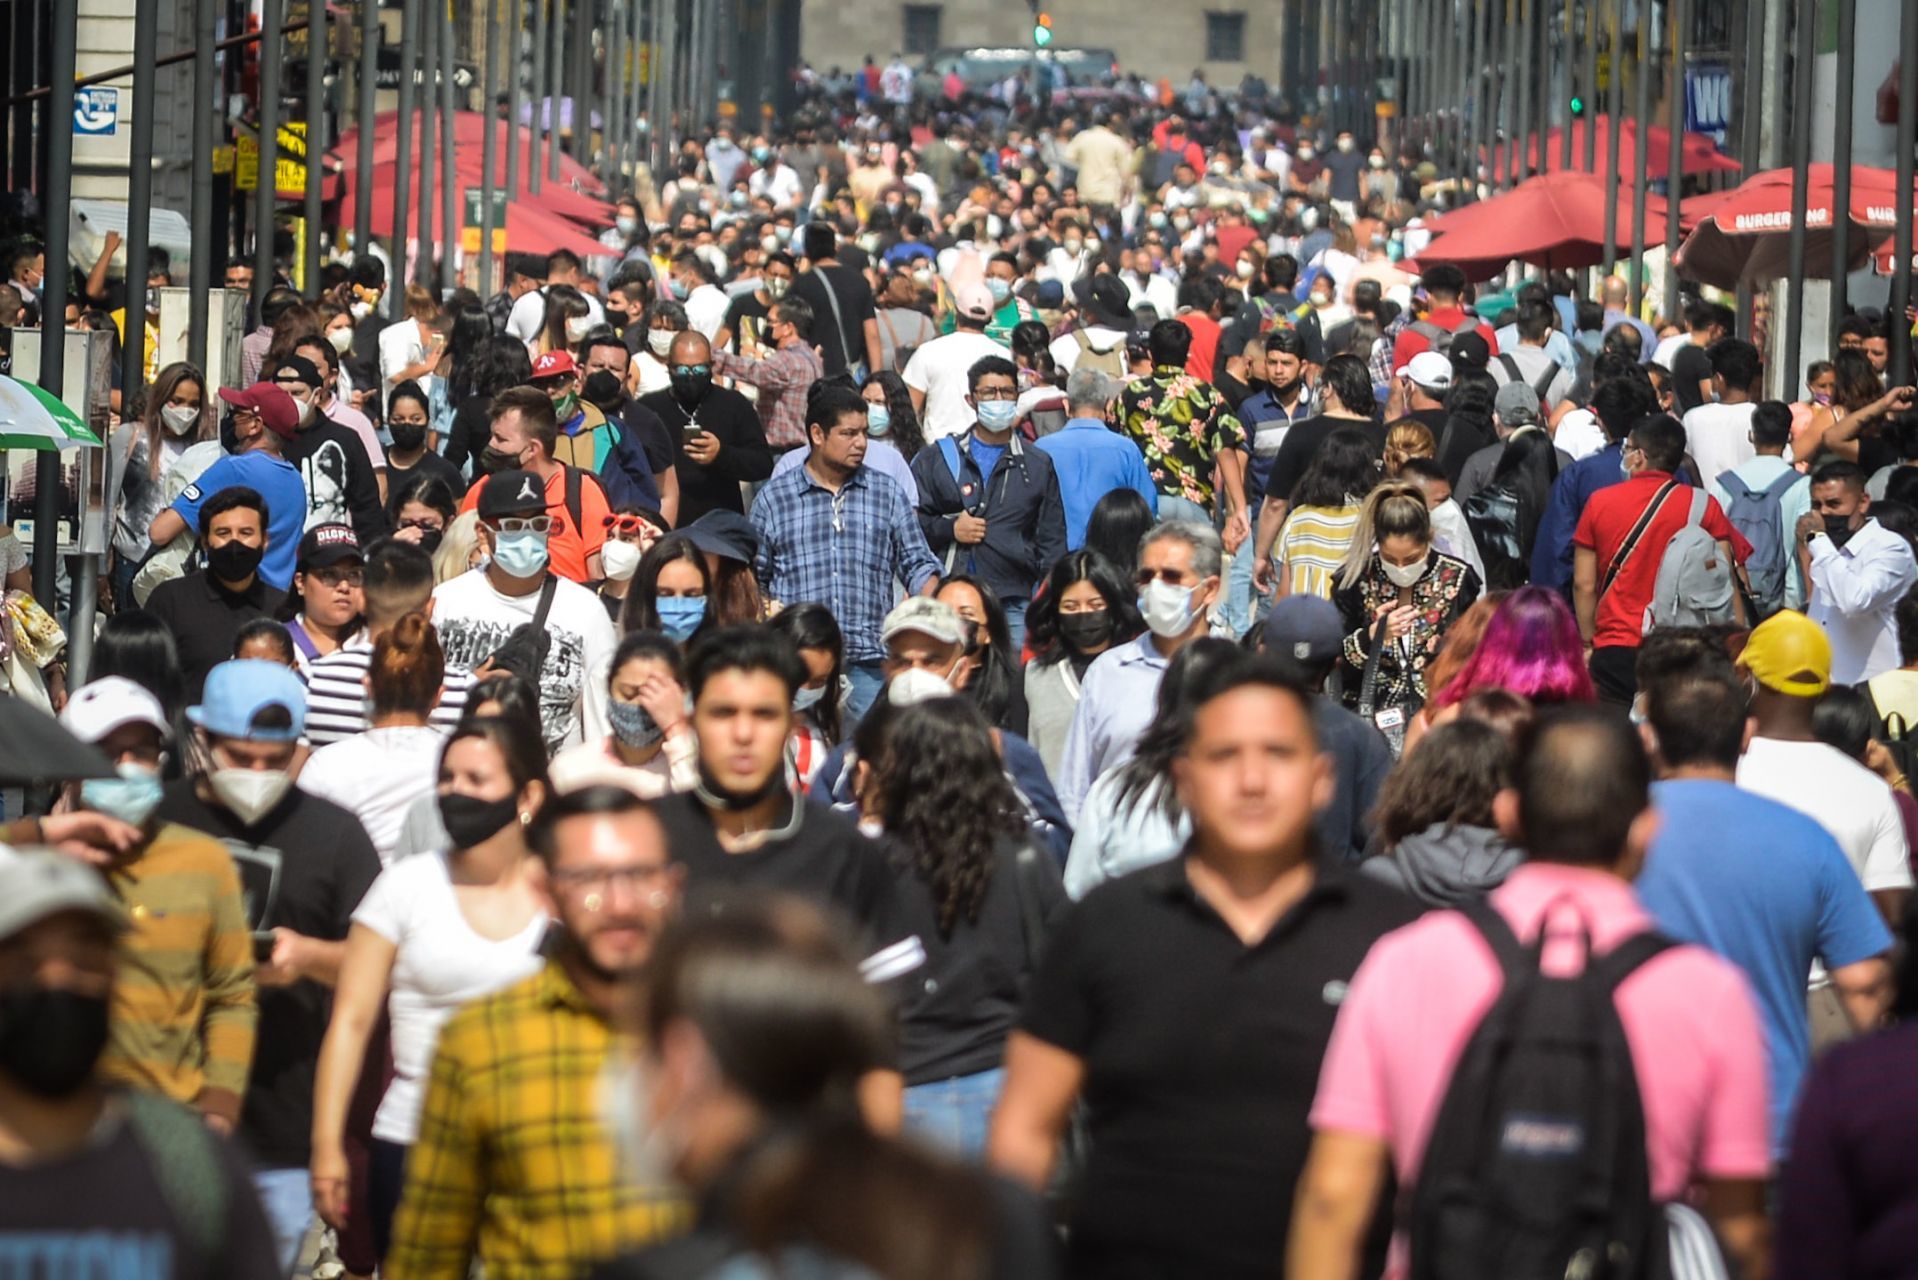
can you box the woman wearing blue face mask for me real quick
[618,535,713,647]
[549,629,698,797]
[769,602,845,788]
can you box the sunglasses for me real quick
[670,364,712,378]
[603,513,664,535]
[1136,567,1198,586]
[494,516,552,534]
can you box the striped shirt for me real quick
[1276,503,1362,600]
[305,638,476,745]
[97,823,258,1125]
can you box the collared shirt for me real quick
[388,959,688,1280]
[1116,364,1245,510]
[1032,417,1159,549]
[1237,387,1315,507]
[1056,634,1171,824]
[711,340,823,450]
[1809,517,1918,683]
[1533,441,1626,590]
[751,461,940,662]
[143,570,287,702]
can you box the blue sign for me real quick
[1685,60,1732,146]
[72,87,118,136]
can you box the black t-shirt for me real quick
[144,571,286,702]
[1669,342,1714,414]
[1322,147,1368,201]
[721,292,774,353]
[654,791,897,943]
[386,447,468,502]
[0,1102,281,1277]
[1020,855,1416,1272]
[284,416,389,543]
[616,398,678,483]
[635,385,774,524]
[1264,415,1388,507]
[1421,410,1497,486]
[444,394,494,473]
[154,779,382,1166]
[790,263,876,375]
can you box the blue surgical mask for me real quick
[976,400,1019,433]
[866,404,892,436]
[81,763,164,828]
[986,278,1012,304]
[608,698,664,749]
[655,596,707,642]
[491,529,550,578]
[793,683,828,712]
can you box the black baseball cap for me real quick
[477,469,549,519]
[297,523,362,568]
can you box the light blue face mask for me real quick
[491,529,550,578]
[866,403,892,436]
[655,596,708,642]
[792,683,828,712]
[81,763,164,828]
[986,278,1012,304]
[976,400,1019,433]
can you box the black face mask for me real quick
[417,529,444,555]
[438,792,520,849]
[206,539,263,583]
[582,370,624,412]
[1270,376,1303,400]
[0,984,109,1098]
[1058,610,1115,651]
[478,445,521,475]
[670,371,713,404]
[219,411,242,454]
[1824,513,1860,548]
[388,422,427,453]
[694,762,786,813]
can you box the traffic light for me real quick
[1034,11,1053,47]
[1569,94,1585,117]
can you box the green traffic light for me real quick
[1569,95,1584,114]
[1034,24,1053,46]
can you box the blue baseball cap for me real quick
[1262,595,1345,667]
[186,659,307,741]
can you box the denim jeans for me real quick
[1000,597,1029,652]
[1223,507,1262,639]
[902,1066,1006,1160]
[252,1165,314,1277]
[1156,494,1211,526]
[845,660,888,726]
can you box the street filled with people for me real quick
[3,54,1918,1280]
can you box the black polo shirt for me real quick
[1021,852,1416,1277]
[144,570,286,702]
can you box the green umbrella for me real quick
[0,375,101,450]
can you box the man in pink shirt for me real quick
[1289,707,1772,1280]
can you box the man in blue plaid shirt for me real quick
[751,384,942,720]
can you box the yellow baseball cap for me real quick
[1737,611,1831,697]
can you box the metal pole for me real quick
[1583,0,1599,169]
[33,0,74,606]
[391,0,418,310]
[1601,0,1621,274]
[304,0,325,295]
[547,0,564,182]
[1663,0,1687,323]
[1515,0,1534,183]
[1829,0,1857,340]
[572,0,593,165]
[528,0,546,194]
[1732,0,1761,335]
[355,0,377,267]
[480,0,502,290]
[1629,3,1650,312]
[122,0,157,409]
[416,0,437,288]
[9,0,32,192]
[1783,1,1815,391]
[1560,0,1575,170]
[505,0,524,201]
[1890,0,1918,388]
[254,0,283,304]
[603,0,622,189]
[439,0,457,294]
[187,0,216,370]
[1499,0,1519,188]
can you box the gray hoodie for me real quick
[1360,823,1521,908]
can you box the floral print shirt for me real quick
[1115,364,1245,510]
[1333,550,1481,710]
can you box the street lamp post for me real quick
[1782,1,1815,389]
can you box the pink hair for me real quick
[1433,586,1595,709]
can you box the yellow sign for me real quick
[1376,101,1398,118]
[236,136,258,190]
[459,226,510,255]
[212,145,235,175]
[237,123,308,193]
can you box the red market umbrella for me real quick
[1675,165,1918,287]
[1484,115,1741,181]
[335,162,612,261]
[1401,171,1672,279]
[335,148,615,231]
[333,109,610,199]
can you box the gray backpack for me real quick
[1717,469,1800,618]
[1646,487,1738,631]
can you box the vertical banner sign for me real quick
[1685,58,1733,145]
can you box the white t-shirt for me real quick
[1651,332,1690,368]
[505,287,607,344]
[299,725,449,866]
[1737,735,1914,894]
[1682,401,1758,489]
[1552,407,1609,462]
[902,330,1011,442]
[430,569,618,752]
[351,852,548,1142]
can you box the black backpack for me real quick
[1408,905,1676,1280]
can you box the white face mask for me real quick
[160,404,200,436]
[566,316,592,342]
[1338,137,1355,153]
[1382,556,1429,589]
[327,327,353,354]
[888,665,957,707]
[209,767,293,825]
[349,299,374,320]
[1235,260,1256,280]
[1063,237,1083,255]
[1138,578,1201,638]
[760,234,780,254]
[600,539,643,582]
[616,215,640,236]
[647,329,676,356]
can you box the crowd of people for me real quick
[2,76,1918,1280]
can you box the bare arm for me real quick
[1573,545,1598,643]
[85,231,121,303]
[1870,887,1910,930]
[862,316,882,374]
[1286,1130,1392,1280]
[309,925,397,1227]
[149,508,188,548]
[657,465,681,528]
[1824,387,1916,462]
[1830,955,1893,1033]
[1704,1178,1771,1280]
[987,1031,1087,1191]
[908,384,928,417]
[858,1068,904,1135]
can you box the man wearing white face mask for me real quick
[1056,520,1224,824]
[152,658,382,1275]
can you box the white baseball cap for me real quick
[1394,350,1454,392]
[59,676,170,745]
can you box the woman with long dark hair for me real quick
[1359,718,1521,906]
[768,602,845,786]
[618,535,714,647]
[1023,550,1142,780]
[443,336,533,474]
[1462,425,1560,589]
[431,307,495,447]
[1084,488,1156,583]
[868,697,1066,1157]
[863,369,926,468]
[1064,637,1240,898]
[937,575,1028,735]
[549,629,697,798]
[1270,427,1380,600]
[535,284,592,358]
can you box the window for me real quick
[1205,12,1246,63]
[903,5,942,57]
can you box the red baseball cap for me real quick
[219,382,301,439]
[531,350,577,380]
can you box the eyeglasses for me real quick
[549,864,671,896]
[309,566,364,587]
[670,364,712,378]
[972,386,1019,403]
[494,515,552,533]
[397,517,444,533]
[1136,567,1195,586]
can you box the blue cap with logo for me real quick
[1262,595,1345,666]
[186,659,307,741]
